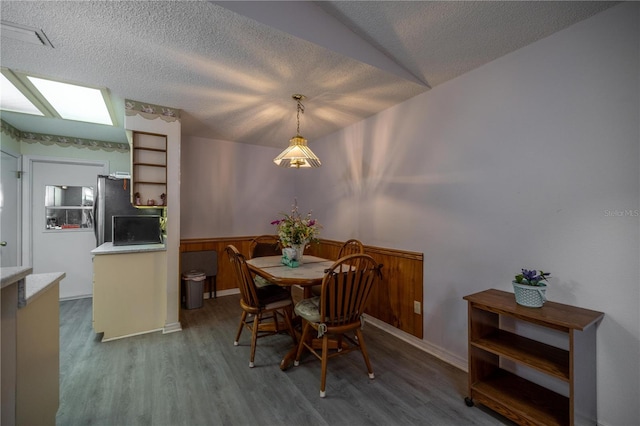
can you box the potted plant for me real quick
[271,199,321,264]
[512,269,551,307]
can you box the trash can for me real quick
[182,270,206,309]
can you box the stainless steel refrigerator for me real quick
[93,175,162,246]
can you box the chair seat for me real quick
[256,284,291,307]
[294,296,321,323]
[253,275,273,288]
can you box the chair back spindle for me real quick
[226,245,261,310]
[311,238,365,297]
[320,254,379,331]
[337,239,365,259]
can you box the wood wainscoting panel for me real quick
[180,237,255,294]
[181,237,423,339]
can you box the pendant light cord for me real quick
[296,98,304,135]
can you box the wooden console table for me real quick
[463,289,604,426]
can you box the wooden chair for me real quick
[249,235,282,258]
[225,245,296,368]
[311,239,365,296]
[337,238,365,258]
[249,235,282,288]
[293,253,382,397]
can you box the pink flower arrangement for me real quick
[271,200,321,247]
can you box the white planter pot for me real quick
[512,281,547,308]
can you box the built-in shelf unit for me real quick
[131,131,167,207]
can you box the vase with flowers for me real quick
[271,199,321,264]
[512,269,551,307]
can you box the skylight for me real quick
[0,68,116,126]
[0,73,44,116]
[27,76,114,126]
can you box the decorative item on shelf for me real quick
[273,94,321,168]
[271,198,321,266]
[512,268,551,307]
[147,199,156,206]
[134,192,141,206]
[159,193,166,206]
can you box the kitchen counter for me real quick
[24,272,65,305]
[92,245,167,341]
[1,267,64,306]
[1,268,64,426]
[1,266,32,308]
[1,266,33,289]
[92,241,166,255]
[0,267,30,425]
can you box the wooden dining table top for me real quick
[245,255,335,287]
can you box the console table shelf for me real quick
[473,369,569,426]
[472,330,570,380]
[463,289,603,426]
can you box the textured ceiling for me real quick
[0,1,617,149]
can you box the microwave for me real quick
[112,215,162,246]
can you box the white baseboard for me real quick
[204,288,240,299]
[101,327,164,342]
[363,314,468,372]
[163,322,182,334]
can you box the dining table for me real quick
[245,254,335,369]
[246,255,335,297]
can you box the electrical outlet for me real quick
[413,301,421,314]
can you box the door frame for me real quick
[1,148,22,267]
[21,155,108,267]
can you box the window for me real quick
[45,185,94,230]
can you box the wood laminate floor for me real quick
[57,294,513,426]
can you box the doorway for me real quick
[1,150,21,267]
[24,156,107,299]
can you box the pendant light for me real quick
[274,94,321,168]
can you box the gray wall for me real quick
[296,4,639,425]
[179,135,296,238]
[181,4,638,425]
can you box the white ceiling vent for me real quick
[1,20,53,48]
